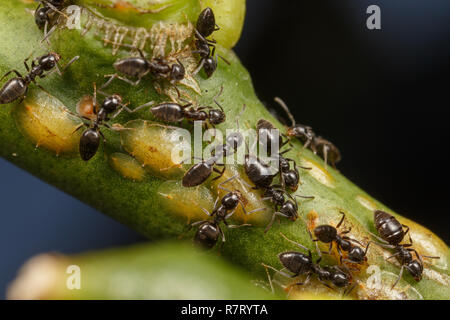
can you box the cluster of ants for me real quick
[0,2,439,296]
[262,210,439,295]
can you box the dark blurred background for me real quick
[1,0,449,298]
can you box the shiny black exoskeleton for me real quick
[182,129,240,187]
[261,186,314,233]
[103,46,186,90]
[274,97,316,149]
[373,210,408,245]
[263,233,354,294]
[193,7,229,78]
[72,87,127,161]
[0,52,77,105]
[275,97,341,168]
[372,210,440,288]
[34,0,66,30]
[244,154,277,189]
[148,87,226,127]
[190,175,257,249]
[256,118,310,191]
[313,212,370,264]
[256,119,284,155]
[182,156,224,187]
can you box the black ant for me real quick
[34,1,68,41]
[261,187,314,233]
[70,84,131,161]
[0,52,78,105]
[182,155,224,188]
[274,97,316,149]
[101,43,185,92]
[182,105,246,188]
[313,211,371,265]
[193,7,230,78]
[275,97,341,169]
[372,210,440,288]
[256,120,310,191]
[262,233,355,295]
[190,175,264,249]
[131,86,226,128]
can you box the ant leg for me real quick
[261,263,297,280]
[200,207,212,217]
[368,231,394,246]
[280,232,311,255]
[59,55,80,75]
[391,265,404,289]
[226,223,251,229]
[211,165,226,181]
[51,56,80,77]
[192,58,206,76]
[217,173,238,192]
[337,245,344,264]
[217,54,230,65]
[243,206,266,216]
[132,100,155,113]
[110,102,133,119]
[274,97,296,127]
[71,122,86,134]
[261,263,275,294]
[402,224,411,240]
[36,84,51,96]
[98,130,106,143]
[344,282,357,296]
[41,24,57,44]
[190,220,208,228]
[1,70,23,81]
[385,252,400,261]
[322,242,333,256]
[285,273,311,293]
[336,211,346,229]
[264,212,290,233]
[322,145,329,170]
[104,73,141,87]
[342,236,364,247]
[295,195,315,201]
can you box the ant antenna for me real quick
[274,97,296,127]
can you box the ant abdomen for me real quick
[194,223,220,249]
[0,78,27,105]
[79,129,101,161]
[314,225,338,243]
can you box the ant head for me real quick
[102,94,122,113]
[348,246,366,263]
[39,52,60,70]
[221,190,243,211]
[170,61,185,81]
[407,260,423,281]
[280,201,298,221]
[331,268,351,288]
[279,157,290,171]
[34,7,49,29]
[194,222,220,249]
[209,109,226,125]
[203,57,217,78]
[283,170,299,191]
